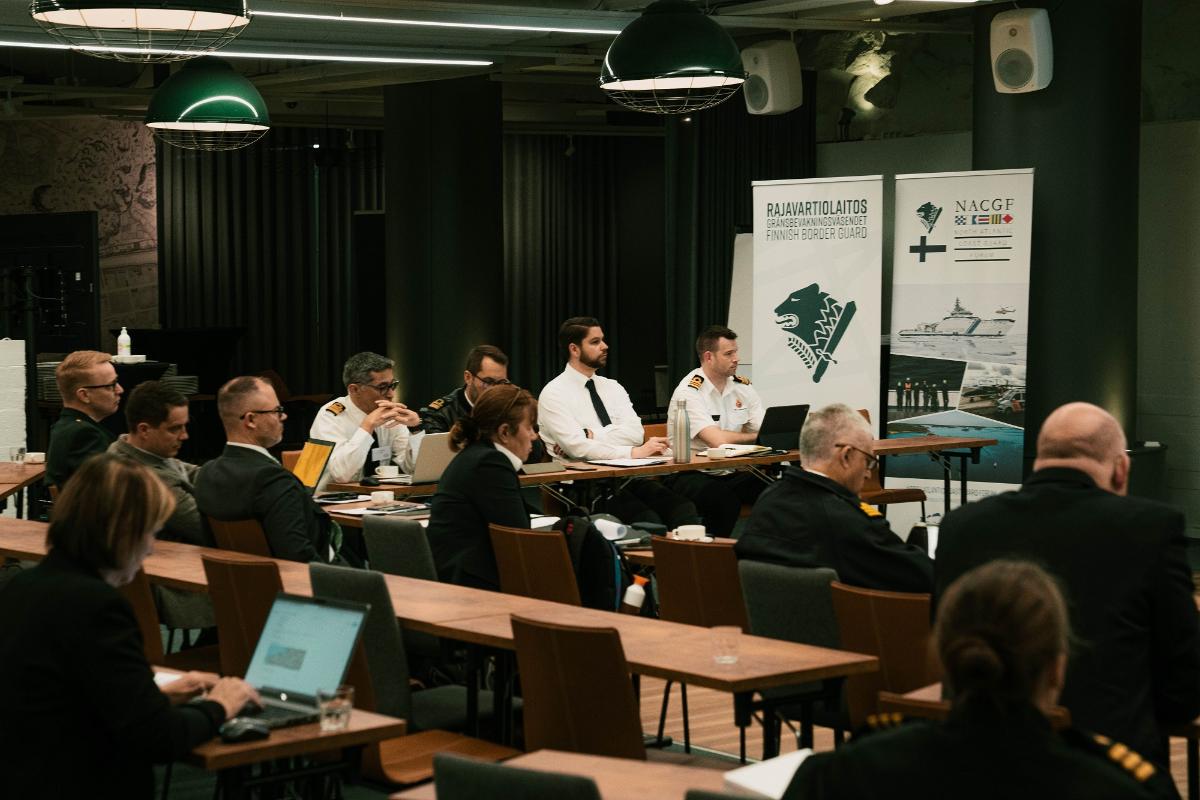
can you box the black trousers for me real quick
[602,478,701,530]
[665,470,766,539]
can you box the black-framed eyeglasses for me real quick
[240,406,286,419]
[473,375,511,388]
[363,380,400,393]
[83,380,120,391]
[836,442,879,470]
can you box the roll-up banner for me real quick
[751,176,884,425]
[885,168,1034,520]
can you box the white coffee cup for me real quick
[24,452,45,464]
[705,447,727,459]
[370,490,395,506]
[375,464,400,478]
[676,524,707,542]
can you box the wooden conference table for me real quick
[0,462,45,519]
[0,517,877,760]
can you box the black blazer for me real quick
[0,550,225,799]
[195,444,332,563]
[427,441,529,590]
[935,467,1200,767]
[735,466,934,593]
[46,407,115,488]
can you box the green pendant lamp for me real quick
[30,0,249,63]
[599,0,745,115]
[145,57,269,151]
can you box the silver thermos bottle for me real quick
[672,399,691,464]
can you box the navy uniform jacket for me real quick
[47,407,116,488]
[195,444,332,563]
[420,386,546,463]
[0,550,225,799]
[935,467,1200,767]
[427,440,529,591]
[788,705,1177,800]
[734,466,933,593]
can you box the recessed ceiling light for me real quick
[252,9,621,37]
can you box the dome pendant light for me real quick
[144,57,269,151]
[599,0,745,115]
[30,0,250,63]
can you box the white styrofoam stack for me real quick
[0,340,27,458]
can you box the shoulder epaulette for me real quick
[859,500,882,518]
[326,401,345,416]
[734,374,751,385]
[427,398,446,410]
[1094,735,1157,783]
[687,374,705,390]
[865,712,904,730]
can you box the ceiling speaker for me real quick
[990,8,1053,94]
[741,41,803,115]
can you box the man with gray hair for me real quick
[936,402,1200,771]
[734,403,932,592]
[310,351,423,492]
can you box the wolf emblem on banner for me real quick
[774,283,857,383]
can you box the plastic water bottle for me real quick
[672,399,690,464]
[117,326,132,357]
[620,575,649,615]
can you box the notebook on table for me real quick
[237,593,369,729]
[378,432,456,485]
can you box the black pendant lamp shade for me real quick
[599,0,745,115]
[144,57,269,151]
[30,0,250,62]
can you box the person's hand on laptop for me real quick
[206,677,263,721]
[160,671,220,705]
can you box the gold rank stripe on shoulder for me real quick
[859,501,882,518]
[1099,738,1155,783]
[326,401,345,416]
[428,398,445,410]
[733,374,751,385]
[866,712,903,729]
[688,375,705,390]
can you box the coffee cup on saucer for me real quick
[375,465,400,478]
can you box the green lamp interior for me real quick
[145,56,268,132]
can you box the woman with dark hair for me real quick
[0,453,259,799]
[427,383,539,590]
[786,560,1175,800]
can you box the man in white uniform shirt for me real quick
[539,316,700,528]
[665,325,767,537]
[310,351,423,493]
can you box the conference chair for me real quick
[739,561,845,754]
[363,515,443,662]
[281,449,301,473]
[651,536,748,753]
[309,563,517,784]
[829,581,940,728]
[489,523,582,606]
[206,516,272,557]
[117,568,221,673]
[433,753,601,800]
[201,552,282,677]
[856,409,927,519]
[642,423,667,441]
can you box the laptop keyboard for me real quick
[240,702,318,728]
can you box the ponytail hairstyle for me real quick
[449,383,537,452]
[936,560,1069,712]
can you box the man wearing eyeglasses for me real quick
[419,345,511,436]
[735,403,932,592]
[47,350,124,488]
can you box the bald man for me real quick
[936,402,1200,776]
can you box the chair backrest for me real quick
[47,485,59,501]
[309,563,410,718]
[117,568,164,664]
[281,450,301,473]
[738,561,840,650]
[642,423,667,441]
[830,581,940,727]
[489,524,581,606]
[207,516,272,557]
[201,552,283,677]
[433,753,602,800]
[856,408,884,493]
[511,615,645,760]
[363,516,438,580]
[652,537,748,630]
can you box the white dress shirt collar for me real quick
[493,441,523,471]
[228,441,277,461]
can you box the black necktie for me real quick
[362,429,380,477]
[585,378,612,427]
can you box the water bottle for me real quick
[117,326,132,357]
[672,398,691,464]
[620,575,649,615]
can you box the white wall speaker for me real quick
[990,8,1053,94]
[741,41,803,115]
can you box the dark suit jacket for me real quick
[936,467,1200,767]
[734,466,933,593]
[195,444,332,563]
[47,407,115,488]
[0,550,225,799]
[427,441,529,590]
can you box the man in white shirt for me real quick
[539,316,700,528]
[310,352,423,493]
[664,325,768,537]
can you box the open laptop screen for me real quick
[291,438,335,494]
[757,404,810,451]
[243,594,368,702]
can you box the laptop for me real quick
[378,432,457,485]
[238,593,369,728]
[756,404,810,451]
[289,438,336,496]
